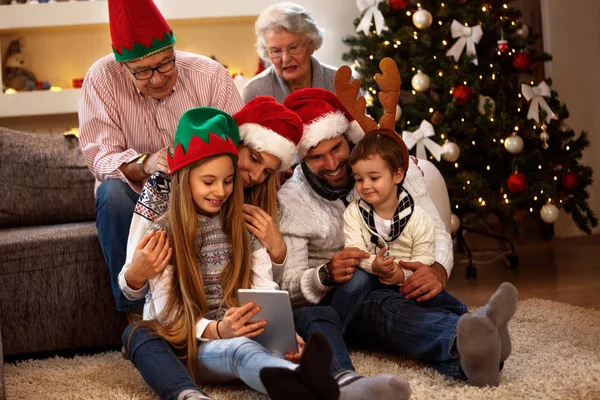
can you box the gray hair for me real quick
[255,2,324,61]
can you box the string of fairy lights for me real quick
[360,1,567,225]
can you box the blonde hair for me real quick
[244,172,279,224]
[140,155,252,382]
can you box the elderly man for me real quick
[279,88,518,388]
[79,0,243,312]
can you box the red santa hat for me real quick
[233,96,303,171]
[108,0,176,62]
[284,88,364,159]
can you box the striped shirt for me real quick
[78,50,244,193]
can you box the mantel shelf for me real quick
[0,89,81,118]
[0,0,277,31]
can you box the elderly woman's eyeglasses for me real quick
[126,57,177,81]
[266,40,310,59]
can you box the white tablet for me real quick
[237,289,298,356]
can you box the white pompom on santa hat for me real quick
[233,96,304,171]
[284,88,364,159]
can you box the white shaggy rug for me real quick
[4,299,600,400]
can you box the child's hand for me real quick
[219,301,266,339]
[378,262,405,286]
[126,230,172,290]
[371,247,396,279]
[285,333,306,363]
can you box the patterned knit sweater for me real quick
[278,158,453,307]
[144,213,278,340]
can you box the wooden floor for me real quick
[446,233,600,309]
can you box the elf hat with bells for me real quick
[108,0,176,63]
[168,107,239,174]
[334,57,409,173]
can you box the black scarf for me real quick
[301,162,355,206]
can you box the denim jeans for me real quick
[123,323,204,400]
[293,305,354,374]
[348,288,469,379]
[96,179,144,311]
[123,323,297,399]
[322,268,379,334]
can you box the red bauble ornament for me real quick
[497,39,509,53]
[561,171,580,190]
[452,85,473,106]
[389,0,410,10]
[512,51,532,72]
[507,172,528,194]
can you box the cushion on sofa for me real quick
[0,128,95,227]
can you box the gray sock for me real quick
[339,374,411,400]
[457,314,501,387]
[474,282,518,362]
[177,389,211,400]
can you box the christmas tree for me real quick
[342,0,597,234]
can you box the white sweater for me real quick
[278,158,453,307]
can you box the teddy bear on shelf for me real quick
[3,38,51,91]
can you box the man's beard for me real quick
[317,159,350,188]
[301,161,355,203]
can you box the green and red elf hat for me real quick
[108,0,176,63]
[168,108,240,174]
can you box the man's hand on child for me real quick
[219,302,266,339]
[398,261,445,302]
[285,333,306,363]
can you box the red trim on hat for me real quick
[168,133,239,174]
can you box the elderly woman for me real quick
[242,2,337,104]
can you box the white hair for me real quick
[255,2,324,61]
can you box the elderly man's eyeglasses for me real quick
[126,57,176,81]
[266,40,310,59]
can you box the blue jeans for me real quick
[322,268,379,334]
[123,323,297,398]
[293,305,354,374]
[123,323,203,400]
[348,288,469,379]
[96,179,144,311]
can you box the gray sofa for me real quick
[0,128,126,364]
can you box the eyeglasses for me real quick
[266,40,310,59]
[125,57,176,81]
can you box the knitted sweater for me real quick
[343,191,435,280]
[278,158,453,306]
[142,213,278,341]
[242,56,337,104]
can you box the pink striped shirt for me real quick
[78,50,244,193]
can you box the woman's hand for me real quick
[218,301,267,339]
[243,204,287,264]
[285,333,306,363]
[125,230,172,290]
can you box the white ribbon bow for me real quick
[402,120,445,162]
[446,20,483,65]
[356,0,388,36]
[521,82,558,124]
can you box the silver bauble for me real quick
[412,9,433,29]
[395,104,403,122]
[411,70,430,92]
[504,134,524,154]
[441,141,460,162]
[478,95,496,116]
[540,204,559,223]
[450,213,461,233]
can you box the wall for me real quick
[541,0,600,236]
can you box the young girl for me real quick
[130,107,408,400]
[344,132,435,286]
